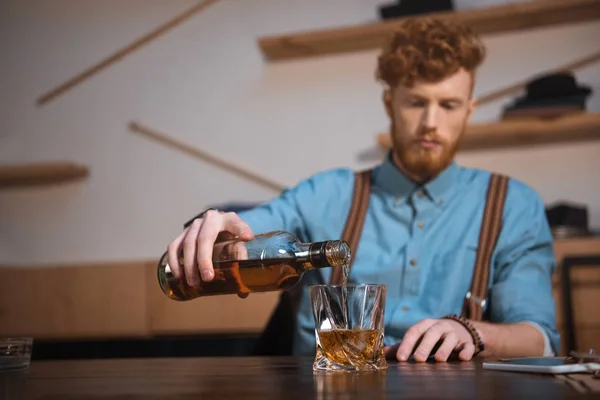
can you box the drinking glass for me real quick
[309,284,387,371]
[0,338,33,371]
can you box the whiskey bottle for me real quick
[157,230,351,301]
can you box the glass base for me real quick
[313,347,388,372]
[0,356,31,371]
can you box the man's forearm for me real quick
[471,321,546,358]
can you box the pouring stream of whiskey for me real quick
[342,264,350,285]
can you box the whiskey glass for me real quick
[309,284,387,372]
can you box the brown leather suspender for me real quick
[329,169,509,323]
[462,173,509,321]
[329,169,372,285]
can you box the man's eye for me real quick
[408,101,425,107]
[442,103,457,110]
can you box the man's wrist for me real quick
[183,208,216,229]
[442,314,485,354]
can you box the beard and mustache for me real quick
[390,119,463,182]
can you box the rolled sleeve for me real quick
[489,181,560,355]
[237,169,353,243]
[237,184,310,240]
[524,321,556,356]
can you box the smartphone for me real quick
[483,357,600,374]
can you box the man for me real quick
[167,17,559,362]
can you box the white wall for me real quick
[1,0,599,266]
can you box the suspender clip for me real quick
[465,291,487,308]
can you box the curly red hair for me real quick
[376,17,486,88]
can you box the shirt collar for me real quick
[373,151,459,205]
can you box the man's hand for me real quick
[166,210,255,298]
[384,318,476,362]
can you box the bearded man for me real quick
[166,17,559,361]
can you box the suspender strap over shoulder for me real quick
[462,173,509,321]
[329,170,372,285]
[326,168,509,324]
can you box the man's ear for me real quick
[382,89,393,118]
[466,97,477,120]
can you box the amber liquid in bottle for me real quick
[157,230,351,301]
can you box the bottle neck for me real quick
[300,240,351,269]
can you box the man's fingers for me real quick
[222,212,254,241]
[231,242,249,261]
[396,319,436,361]
[183,219,203,287]
[412,325,447,362]
[434,332,459,362]
[196,210,223,282]
[458,342,476,361]
[167,228,187,279]
[166,210,252,291]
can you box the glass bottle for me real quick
[157,230,351,301]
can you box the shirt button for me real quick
[395,197,403,205]
[410,259,418,267]
[417,191,425,198]
[417,221,424,229]
[402,306,409,312]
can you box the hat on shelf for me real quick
[378,0,454,20]
[545,201,591,239]
[502,72,593,120]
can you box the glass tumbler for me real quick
[0,338,33,371]
[309,284,387,371]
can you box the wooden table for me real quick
[0,356,595,399]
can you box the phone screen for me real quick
[498,357,575,366]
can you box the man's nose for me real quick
[423,106,439,129]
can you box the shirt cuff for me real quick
[523,321,555,357]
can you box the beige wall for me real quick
[1,0,599,266]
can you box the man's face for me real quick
[383,68,476,181]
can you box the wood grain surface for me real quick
[0,356,588,399]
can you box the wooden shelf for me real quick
[377,111,600,151]
[259,0,600,62]
[0,161,89,189]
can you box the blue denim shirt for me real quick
[238,154,560,356]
